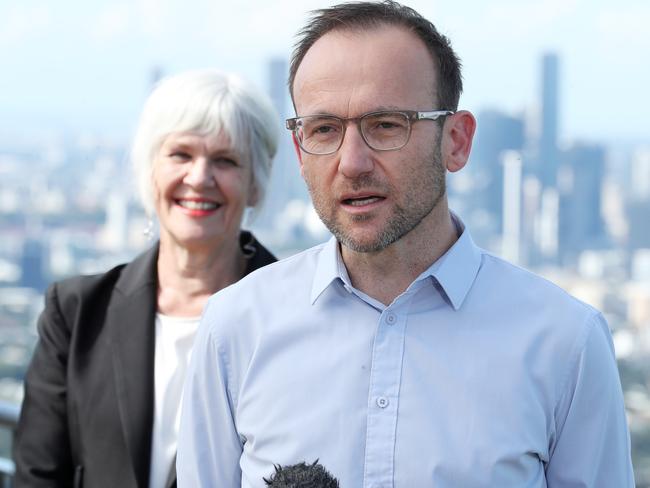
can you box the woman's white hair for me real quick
[131,69,279,217]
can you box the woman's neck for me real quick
[156,236,246,317]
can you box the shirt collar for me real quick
[310,213,484,310]
[424,215,483,310]
[311,236,346,304]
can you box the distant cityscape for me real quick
[1,53,650,484]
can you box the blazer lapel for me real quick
[104,235,272,488]
[164,453,177,488]
[109,246,158,488]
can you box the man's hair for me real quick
[289,0,463,111]
[263,460,340,488]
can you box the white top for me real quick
[149,313,199,488]
[177,217,633,487]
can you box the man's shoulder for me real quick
[238,241,326,288]
[206,242,327,312]
[478,251,598,318]
[199,242,329,351]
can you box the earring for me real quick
[241,232,257,258]
[241,207,253,229]
[143,219,154,241]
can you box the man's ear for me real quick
[292,133,305,178]
[442,110,476,173]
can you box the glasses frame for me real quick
[286,109,454,155]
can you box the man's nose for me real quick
[183,157,215,188]
[337,124,375,178]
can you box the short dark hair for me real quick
[289,0,463,111]
[263,460,340,488]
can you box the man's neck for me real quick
[340,207,458,306]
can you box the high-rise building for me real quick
[256,57,309,234]
[19,238,48,293]
[557,143,608,262]
[539,53,560,188]
[467,109,525,241]
[501,150,523,264]
[268,58,288,119]
[626,148,650,251]
[527,52,561,265]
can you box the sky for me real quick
[1,0,649,146]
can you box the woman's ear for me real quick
[442,110,476,173]
[247,183,259,207]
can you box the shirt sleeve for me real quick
[545,312,634,487]
[176,299,243,487]
[13,283,76,487]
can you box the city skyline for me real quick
[1,0,649,144]
[2,5,650,482]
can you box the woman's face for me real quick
[151,131,256,250]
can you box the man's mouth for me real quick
[342,196,384,206]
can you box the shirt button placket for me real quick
[363,308,405,488]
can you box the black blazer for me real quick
[13,233,276,488]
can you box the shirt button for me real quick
[376,396,389,408]
[386,313,396,325]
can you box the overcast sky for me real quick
[1,0,648,145]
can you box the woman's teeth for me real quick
[178,200,219,210]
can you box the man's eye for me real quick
[310,124,339,137]
[372,117,407,130]
[377,121,399,129]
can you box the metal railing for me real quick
[0,401,19,488]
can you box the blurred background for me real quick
[0,0,649,484]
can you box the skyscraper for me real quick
[539,53,560,188]
[557,143,607,262]
[19,238,47,293]
[626,148,650,250]
[469,109,525,238]
[256,57,310,233]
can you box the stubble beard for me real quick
[308,141,446,253]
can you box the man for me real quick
[177,2,634,486]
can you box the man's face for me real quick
[293,25,448,253]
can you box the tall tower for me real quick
[530,53,562,265]
[469,109,524,240]
[557,143,607,263]
[269,58,288,119]
[20,239,48,293]
[627,148,650,250]
[501,150,523,264]
[255,57,309,232]
[539,53,559,188]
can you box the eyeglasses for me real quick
[286,109,454,155]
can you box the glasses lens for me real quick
[361,112,410,150]
[296,116,344,155]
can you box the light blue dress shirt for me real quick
[177,221,634,487]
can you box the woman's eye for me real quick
[170,151,191,161]
[212,157,238,167]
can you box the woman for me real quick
[13,70,279,488]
